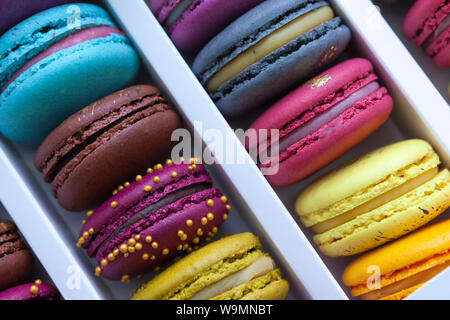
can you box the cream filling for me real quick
[164,0,195,27]
[205,6,334,92]
[359,260,450,300]
[312,167,439,234]
[189,256,275,300]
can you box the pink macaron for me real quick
[0,281,60,300]
[403,0,450,68]
[149,0,263,53]
[248,58,393,187]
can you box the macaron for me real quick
[296,139,450,257]
[0,280,60,300]
[35,85,182,212]
[0,220,33,291]
[132,232,289,300]
[403,0,450,68]
[249,58,393,187]
[192,0,351,116]
[77,161,231,281]
[0,3,141,144]
[343,219,450,300]
[0,0,77,35]
[149,0,263,53]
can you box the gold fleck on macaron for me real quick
[81,219,86,225]
[181,234,187,241]
[34,279,42,285]
[207,199,214,207]
[162,248,169,255]
[121,275,129,283]
[153,176,160,183]
[118,185,124,191]
[192,164,197,170]
[128,246,136,253]
[95,267,102,277]
[111,201,118,208]
[120,244,128,253]
[142,253,149,261]
[220,196,227,203]
[150,255,156,260]
[197,228,203,236]
[193,237,200,244]
[101,259,108,267]
[144,185,152,192]
[29,285,39,295]
[201,217,208,225]
[147,168,153,174]
[226,204,231,211]
[135,243,143,251]
[124,182,131,188]
[188,166,193,171]
[112,189,118,195]
[177,230,184,237]
[171,171,177,178]
[166,159,173,165]
[151,242,158,249]
[124,253,129,258]
[135,234,141,241]
[145,236,152,243]
[212,227,218,233]
[88,228,94,235]
[223,214,228,220]
[87,210,94,217]
[136,175,143,182]
[128,238,136,247]
[113,249,119,256]
[154,164,163,170]
[207,213,214,221]
[177,244,183,251]
[186,219,193,227]
[108,253,115,261]
[183,244,189,250]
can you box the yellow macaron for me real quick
[295,139,450,257]
[343,219,450,300]
[131,232,289,300]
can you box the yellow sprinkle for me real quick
[166,159,173,165]
[151,242,158,249]
[197,228,203,236]
[83,232,89,239]
[145,236,152,243]
[34,279,42,285]
[135,234,141,240]
[207,199,214,207]
[220,196,227,203]
[128,246,136,253]
[135,243,143,251]
[180,234,187,241]
[111,201,118,208]
[118,185,124,191]
[150,255,156,260]
[142,253,149,261]
[177,230,184,237]
[101,259,108,267]
[112,189,118,196]
[81,219,86,225]
[171,171,177,178]
[147,168,153,174]
[88,228,94,235]
[177,244,183,251]
[201,217,208,225]
[120,244,128,253]
[108,253,115,261]
[144,185,152,192]
[188,166,193,171]
[95,267,102,277]
[154,164,163,170]
[212,227,218,233]
[29,285,39,295]
[186,219,193,227]
[87,210,94,217]
[226,205,231,211]
[113,249,119,256]
[193,237,200,244]
[136,175,143,181]
[153,176,160,183]
[207,213,214,221]
[128,238,136,247]
[162,248,169,255]
[124,182,130,188]
[223,214,228,220]
[124,253,129,258]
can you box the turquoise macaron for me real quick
[0,3,141,144]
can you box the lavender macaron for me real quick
[77,160,231,282]
[0,280,60,300]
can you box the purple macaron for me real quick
[77,160,231,281]
[0,281,60,300]
[149,0,263,53]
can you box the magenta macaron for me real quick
[0,281,60,300]
[403,0,450,68]
[77,161,231,281]
[248,58,393,187]
[149,0,263,53]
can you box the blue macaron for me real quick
[192,0,351,116]
[0,3,140,144]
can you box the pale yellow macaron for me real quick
[295,139,450,257]
[343,219,450,300]
[132,232,289,300]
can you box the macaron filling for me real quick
[163,0,195,28]
[1,26,123,93]
[422,13,450,49]
[190,255,275,300]
[276,82,380,156]
[359,258,450,300]
[205,5,335,93]
[312,167,439,234]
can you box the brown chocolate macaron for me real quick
[0,220,33,291]
[35,85,182,212]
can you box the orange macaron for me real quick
[343,219,450,300]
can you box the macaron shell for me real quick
[0,35,140,144]
[296,139,437,225]
[343,219,450,287]
[211,19,351,116]
[402,0,449,46]
[132,232,260,300]
[265,88,392,187]
[168,0,264,53]
[0,282,60,300]
[53,108,181,211]
[0,0,77,35]
[316,169,450,257]
[98,190,228,280]
[425,26,450,67]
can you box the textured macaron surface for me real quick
[251,58,392,187]
[0,282,60,300]
[150,0,264,53]
[192,0,351,116]
[0,4,140,143]
[343,219,450,299]
[79,162,231,281]
[0,220,33,291]
[35,85,181,212]
[132,232,288,300]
